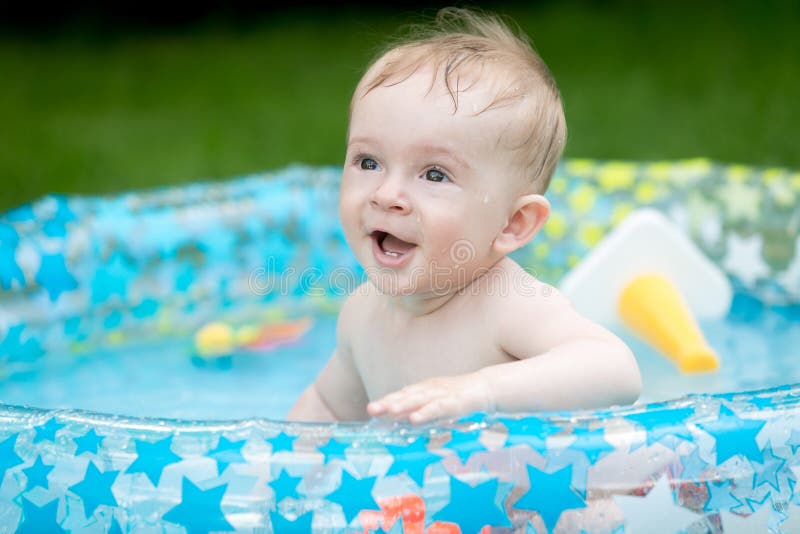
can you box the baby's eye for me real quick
[424,168,449,183]
[360,158,380,171]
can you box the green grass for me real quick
[1,2,799,211]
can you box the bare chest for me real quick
[350,306,512,400]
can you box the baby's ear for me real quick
[492,194,550,255]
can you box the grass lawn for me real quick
[1,1,798,211]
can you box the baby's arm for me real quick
[368,285,641,423]
[287,298,370,422]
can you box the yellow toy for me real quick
[560,209,732,373]
[192,317,312,369]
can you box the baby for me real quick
[288,8,641,424]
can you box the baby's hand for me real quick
[367,373,494,424]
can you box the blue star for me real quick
[752,443,786,492]
[269,510,314,532]
[132,297,159,318]
[677,447,709,481]
[432,475,511,533]
[566,427,615,464]
[0,433,23,479]
[206,436,246,475]
[0,246,24,290]
[704,479,743,512]
[385,436,441,486]
[787,429,800,454]
[90,252,135,304]
[318,438,349,462]
[441,429,488,464]
[696,406,766,464]
[266,432,297,453]
[16,497,67,534]
[0,222,20,245]
[457,412,488,425]
[23,455,54,490]
[6,204,35,222]
[74,429,105,455]
[43,219,67,237]
[623,406,695,446]
[68,461,119,518]
[33,418,65,443]
[0,324,44,363]
[125,436,182,486]
[500,416,562,455]
[35,253,78,301]
[513,465,587,532]
[162,477,234,534]
[748,396,777,410]
[268,469,303,501]
[326,469,380,525]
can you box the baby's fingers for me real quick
[409,397,460,424]
[368,387,440,419]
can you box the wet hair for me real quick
[351,7,567,193]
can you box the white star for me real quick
[776,235,800,297]
[778,502,800,532]
[718,502,773,533]
[717,180,762,222]
[722,233,771,287]
[613,474,701,533]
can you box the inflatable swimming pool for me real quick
[1,159,799,532]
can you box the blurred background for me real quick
[1,0,798,212]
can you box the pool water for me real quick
[1,294,798,420]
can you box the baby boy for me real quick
[288,8,641,424]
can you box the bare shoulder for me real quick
[336,281,379,347]
[488,258,622,355]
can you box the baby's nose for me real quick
[369,179,411,213]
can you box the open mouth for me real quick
[370,230,417,266]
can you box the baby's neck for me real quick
[377,257,510,318]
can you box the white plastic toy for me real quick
[559,208,732,372]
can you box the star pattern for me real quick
[162,477,234,534]
[695,406,766,464]
[35,253,78,301]
[384,436,440,486]
[68,461,119,517]
[566,427,615,464]
[268,468,303,502]
[269,510,314,532]
[513,465,586,532]
[0,433,23,480]
[267,432,297,453]
[614,475,700,533]
[206,436,246,475]
[326,469,380,525]
[16,497,67,534]
[440,429,488,464]
[722,233,771,287]
[23,455,54,490]
[73,429,105,455]
[125,436,182,486]
[704,479,744,512]
[0,324,44,363]
[318,438,349,462]
[500,416,562,455]
[33,418,65,443]
[623,406,695,446]
[433,474,511,533]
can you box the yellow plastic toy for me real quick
[560,209,732,373]
[192,317,312,368]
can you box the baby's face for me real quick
[340,66,526,297]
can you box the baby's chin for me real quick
[365,271,421,297]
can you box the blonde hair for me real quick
[351,7,567,193]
